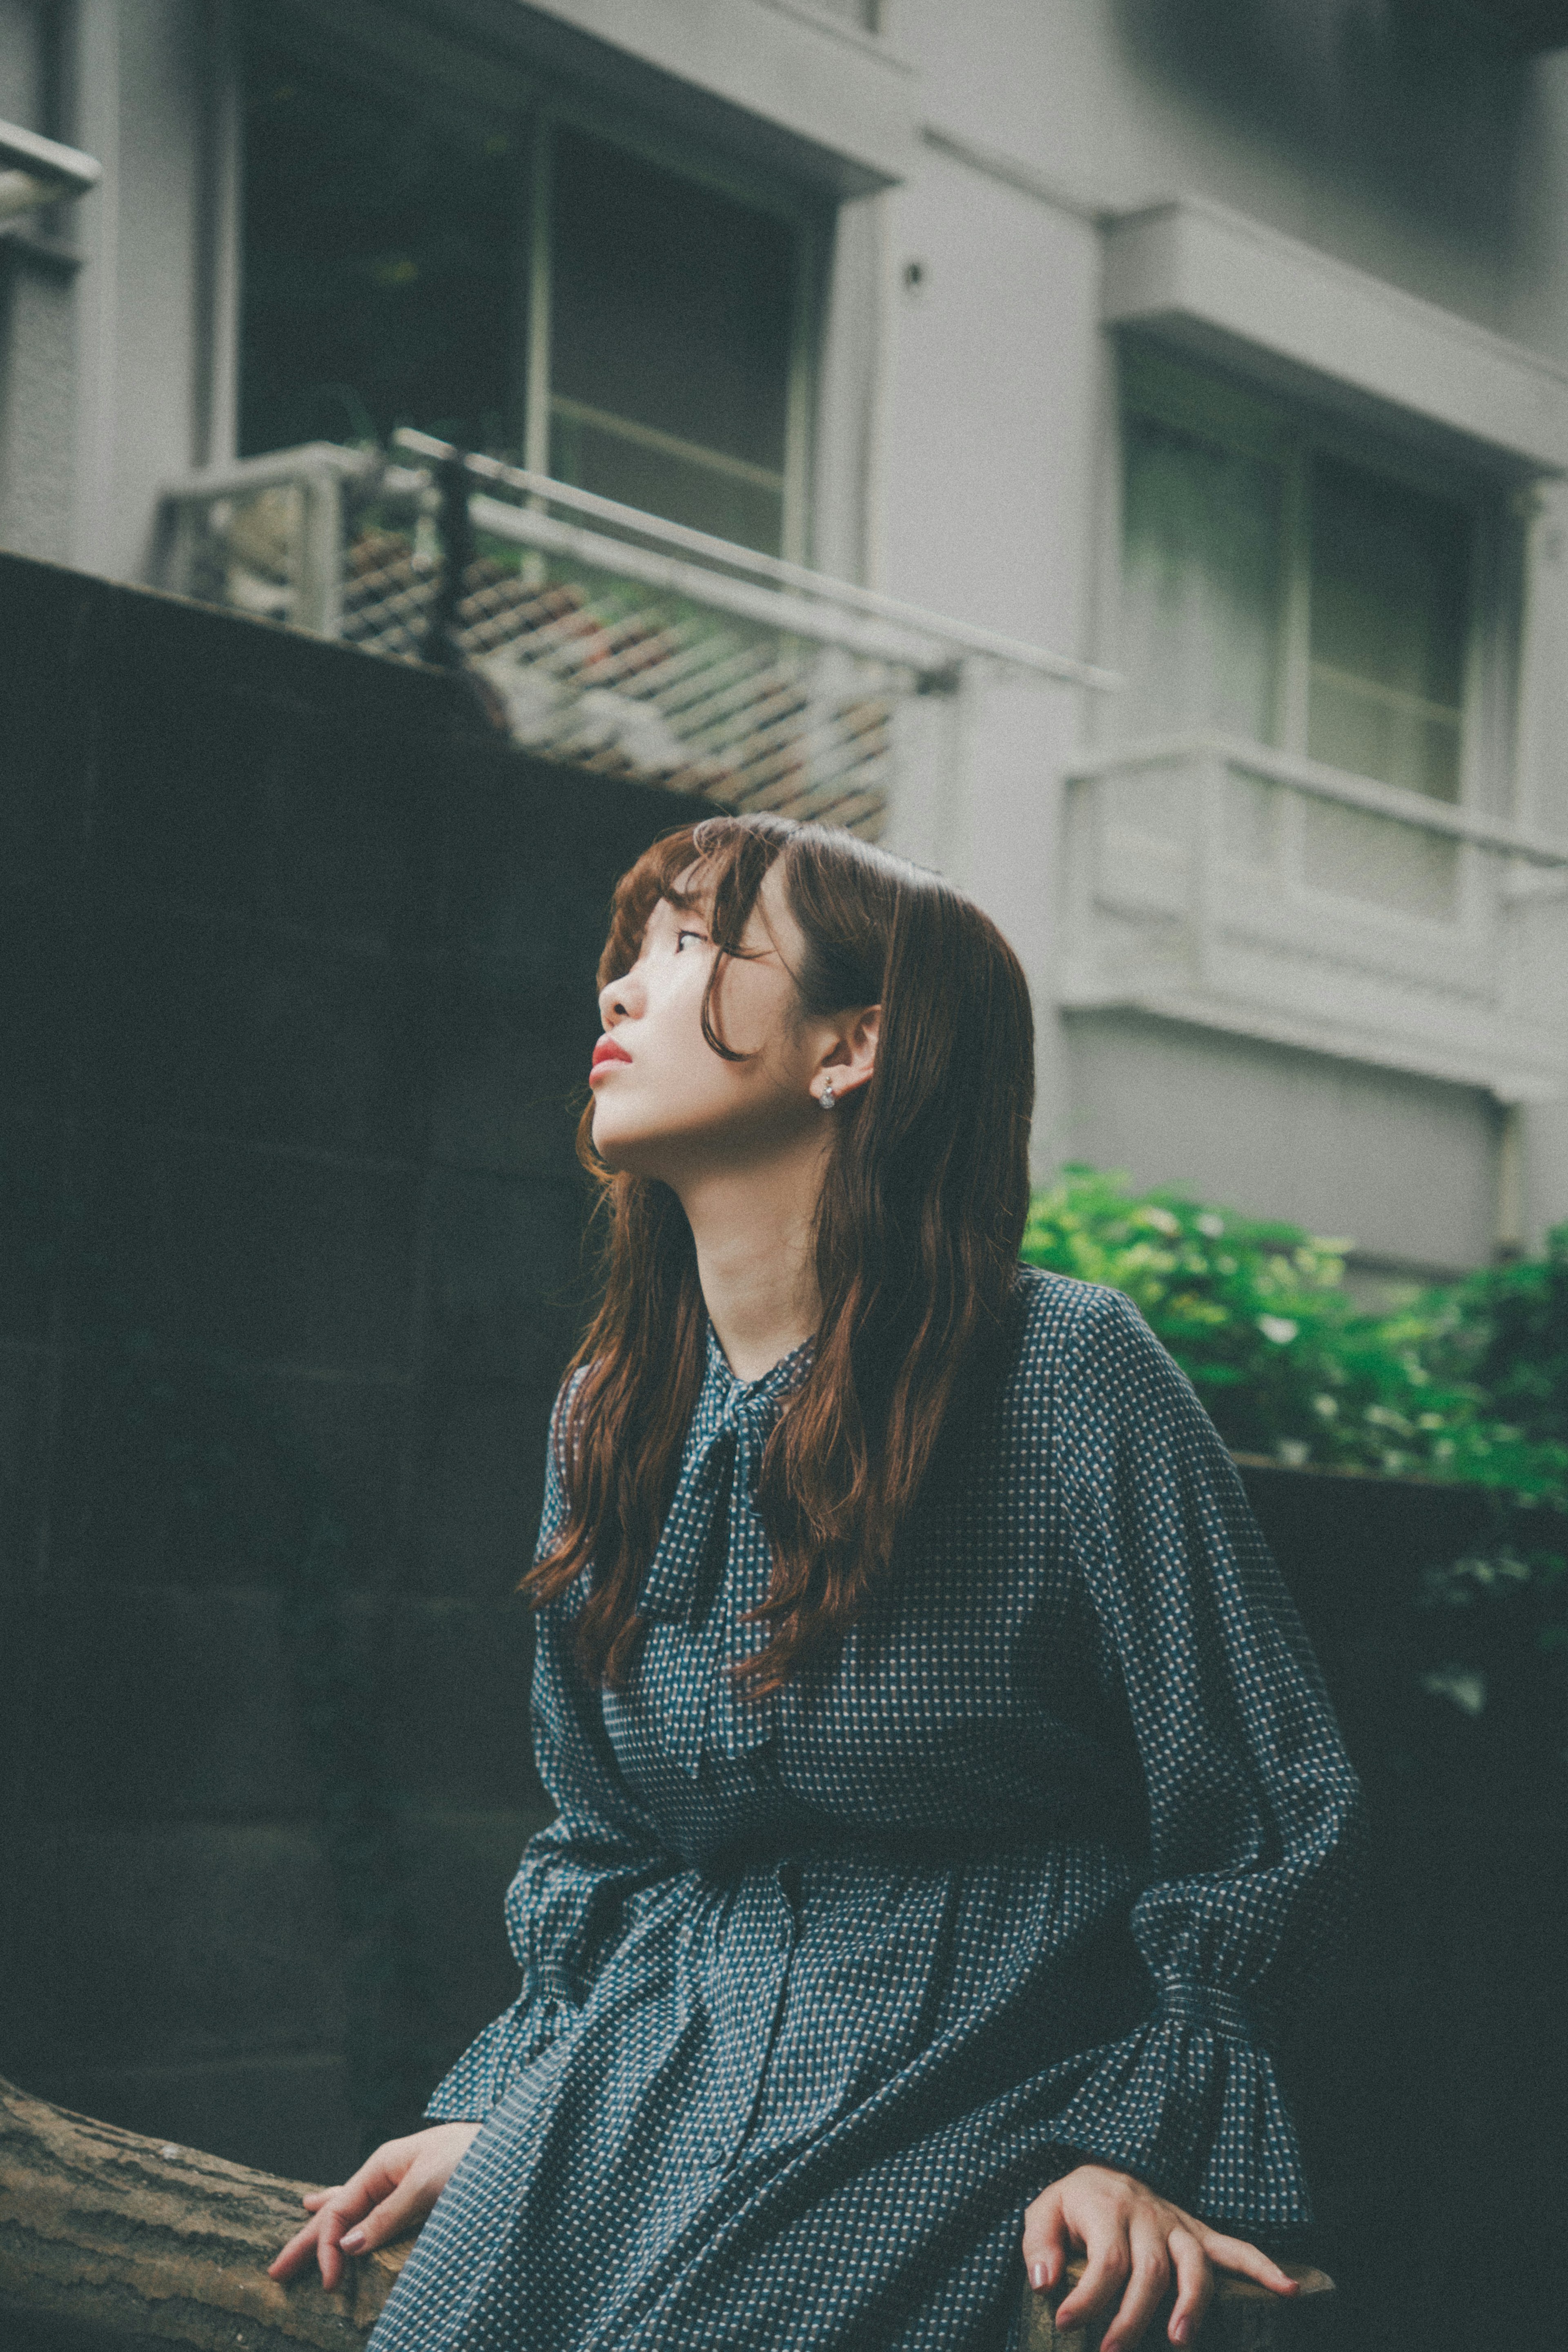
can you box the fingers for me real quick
[266,2182,340,2276]
[270,2147,405,2293]
[270,2130,478,2297]
[266,2214,325,2283]
[1099,2227,1172,2352]
[1054,2236,1131,2335]
[1021,2185,1072,2294]
[1166,2228,1214,2347]
[1196,2228,1299,2296]
[314,2186,383,2295]
[339,2166,434,2257]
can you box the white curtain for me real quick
[1120,412,1285,745]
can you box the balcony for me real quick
[1060,734,1568,1101]
[157,433,1111,843]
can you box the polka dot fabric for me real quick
[370,1271,1365,2352]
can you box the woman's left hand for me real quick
[1021,2163,1298,2350]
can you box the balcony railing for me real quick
[157,433,1114,842]
[1060,733,1568,1100]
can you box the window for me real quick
[1118,347,1489,805]
[238,30,814,555]
[543,127,799,552]
[239,36,518,458]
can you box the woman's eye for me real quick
[674,929,707,952]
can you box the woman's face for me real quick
[589,865,851,1184]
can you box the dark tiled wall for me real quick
[0,552,703,2180]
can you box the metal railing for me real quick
[1060,731,1568,1100]
[158,434,1115,840]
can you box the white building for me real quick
[7,0,1568,1286]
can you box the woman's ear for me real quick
[817,1005,880,1104]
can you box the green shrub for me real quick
[1432,1225,1568,1454]
[1020,1166,1568,1502]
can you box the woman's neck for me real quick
[676,1147,824,1382]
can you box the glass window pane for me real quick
[1120,410,1285,743]
[1307,453,1472,802]
[549,128,795,551]
[240,35,518,457]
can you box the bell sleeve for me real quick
[1041,1284,1366,2231]
[424,1389,679,2123]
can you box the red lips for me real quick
[591,1035,632,1075]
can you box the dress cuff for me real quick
[1043,1981,1311,2231]
[422,1989,576,2123]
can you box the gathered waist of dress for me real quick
[693,1815,1147,1891]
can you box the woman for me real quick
[272,814,1363,2350]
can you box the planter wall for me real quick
[1238,1461,1566,2352]
[0,550,709,2180]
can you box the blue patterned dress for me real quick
[368,1269,1364,2352]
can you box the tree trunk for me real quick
[0,2076,410,2349]
[1020,2256,1337,2349]
[1,2072,1334,2349]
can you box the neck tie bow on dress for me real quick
[635,1329,812,1768]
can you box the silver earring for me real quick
[820,1079,837,1109]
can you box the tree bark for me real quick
[0,2076,410,2349]
[1020,2256,1337,2349]
[1,2073,1334,2349]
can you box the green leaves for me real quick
[1020,1166,1568,1501]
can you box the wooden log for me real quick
[1020,2256,1336,2349]
[0,2076,411,2348]
[0,2073,1334,2350]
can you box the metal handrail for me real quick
[459,489,959,676]
[1066,729,1568,869]
[390,428,1120,691]
[160,442,377,498]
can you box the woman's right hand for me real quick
[267,2121,482,2292]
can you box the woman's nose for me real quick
[599,970,636,1024]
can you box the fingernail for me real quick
[1029,2262,1047,2291]
[1172,2321,1192,2345]
[341,2229,366,2252]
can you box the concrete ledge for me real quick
[1104,195,1568,475]
[492,0,919,192]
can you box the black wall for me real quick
[1241,1462,1566,2352]
[0,551,708,2181]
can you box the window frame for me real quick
[520,91,825,562]
[233,2,828,561]
[1113,339,1521,817]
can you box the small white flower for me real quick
[1311,1394,1339,1419]
[1196,1213,1225,1238]
[1257,1315,1299,1345]
[1274,1438,1310,1467]
[1139,1206,1180,1236]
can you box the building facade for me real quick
[7,0,1568,1283]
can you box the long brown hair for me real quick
[522,813,1035,1701]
